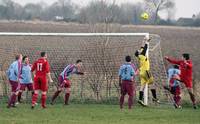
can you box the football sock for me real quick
[128,95,133,109]
[139,91,144,101]
[52,90,61,103]
[189,92,196,105]
[64,93,70,105]
[41,94,47,108]
[120,95,125,109]
[151,89,157,99]
[18,92,22,102]
[32,93,38,106]
[8,93,17,107]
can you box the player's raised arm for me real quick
[140,37,150,56]
[164,56,182,65]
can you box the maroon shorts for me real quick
[121,80,135,96]
[9,80,20,92]
[20,83,33,91]
[58,75,71,88]
[171,86,181,96]
[33,76,48,92]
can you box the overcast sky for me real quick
[12,0,200,19]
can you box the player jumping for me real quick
[51,60,84,105]
[135,37,159,106]
[6,54,22,108]
[31,52,53,109]
[165,53,198,109]
[119,56,136,110]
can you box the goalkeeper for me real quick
[135,37,159,106]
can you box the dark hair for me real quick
[15,54,21,60]
[76,59,82,64]
[173,65,179,69]
[135,50,139,57]
[41,52,46,57]
[23,56,28,62]
[125,56,131,62]
[182,53,190,60]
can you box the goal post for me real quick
[0,32,167,104]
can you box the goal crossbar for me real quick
[0,32,149,37]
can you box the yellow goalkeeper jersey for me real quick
[138,54,150,72]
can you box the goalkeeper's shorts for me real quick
[139,70,154,85]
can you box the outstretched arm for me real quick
[164,56,182,65]
[76,72,84,75]
[140,38,150,56]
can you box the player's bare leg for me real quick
[51,88,63,105]
[64,88,71,105]
[31,90,39,109]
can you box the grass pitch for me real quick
[0,103,199,124]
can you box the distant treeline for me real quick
[0,0,200,26]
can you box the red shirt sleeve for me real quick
[166,57,182,65]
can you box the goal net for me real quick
[0,33,169,104]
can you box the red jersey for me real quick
[166,58,192,84]
[31,58,50,77]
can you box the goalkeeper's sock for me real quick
[151,89,157,99]
[139,91,144,101]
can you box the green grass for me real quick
[0,103,199,124]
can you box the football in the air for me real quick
[141,12,149,20]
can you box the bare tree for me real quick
[0,0,24,20]
[22,3,43,20]
[78,0,120,24]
